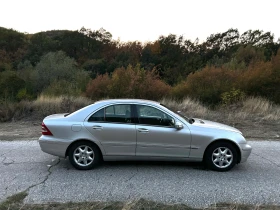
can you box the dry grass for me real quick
[1,192,280,210]
[161,97,280,123]
[33,95,92,117]
[241,97,280,121]
[215,97,280,125]
[160,97,209,119]
[0,96,280,123]
[0,95,92,122]
[160,97,280,140]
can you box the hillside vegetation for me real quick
[0,26,280,121]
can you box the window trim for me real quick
[133,104,176,128]
[87,104,136,124]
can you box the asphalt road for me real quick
[0,140,280,208]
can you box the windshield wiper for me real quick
[176,111,189,121]
[189,118,195,124]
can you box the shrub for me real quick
[0,100,33,121]
[35,51,90,94]
[85,64,171,100]
[221,88,245,105]
[172,66,238,104]
[0,71,26,101]
[42,80,82,97]
[85,74,111,99]
[239,50,280,103]
[16,88,32,101]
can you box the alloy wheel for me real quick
[73,145,94,167]
[212,147,233,168]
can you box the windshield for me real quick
[160,104,189,121]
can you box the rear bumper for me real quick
[240,143,252,163]
[39,135,71,157]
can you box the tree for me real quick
[35,51,90,94]
[0,71,26,100]
[0,27,27,67]
[240,30,274,46]
[25,32,58,65]
[0,27,26,52]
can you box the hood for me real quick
[192,118,242,134]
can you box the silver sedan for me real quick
[39,99,252,171]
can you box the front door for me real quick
[84,104,136,156]
[135,105,191,158]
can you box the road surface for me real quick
[0,140,280,208]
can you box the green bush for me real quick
[35,51,90,93]
[0,71,26,101]
[42,80,82,97]
[16,88,32,101]
[221,88,245,105]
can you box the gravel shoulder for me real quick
[0,121,41,141]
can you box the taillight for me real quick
[42,123,53,136]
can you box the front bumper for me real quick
[240,143,252,163]
[39,135,71,157]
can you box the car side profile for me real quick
[39,99,252,171]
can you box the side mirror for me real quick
[174,121,183,130]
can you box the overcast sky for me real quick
[1,0,279,42]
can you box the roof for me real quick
[95,99,160,105]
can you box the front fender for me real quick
[189,126,246,159]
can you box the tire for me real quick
[68,141,102,170]
[204,142,237,172]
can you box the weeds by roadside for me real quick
[160,97,280,122]
[0,191,28,210]
[0,96,280,125]
[0,95,92,122]
[1,191,280,210]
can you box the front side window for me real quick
[136,105,174,127]
[88,104,132,123]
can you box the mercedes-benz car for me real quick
[39,99,252,171]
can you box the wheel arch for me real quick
[203,139,241,164]
[65,139,104,159]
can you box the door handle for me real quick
[92,125,103,130]
[137,128,149,133]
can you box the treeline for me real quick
[0,26,280,104]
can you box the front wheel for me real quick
[204,142,237,172]
[68,141,101,170]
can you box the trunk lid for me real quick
[44,113,68,120]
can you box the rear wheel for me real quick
[68,141,101,170]
[204,142,237,172]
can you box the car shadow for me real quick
[104,161,208,170]
[59,157,208,171]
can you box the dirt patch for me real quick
[213,118,280,141]
[0,119,279,141]
[233,121,280,140]
[0,121,41,141]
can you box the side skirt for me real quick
[103,155,202,162]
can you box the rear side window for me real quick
[88,108,104,122]
[88,104,132,123]
[105,104,131,123]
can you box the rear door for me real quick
[84,104,136,156]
